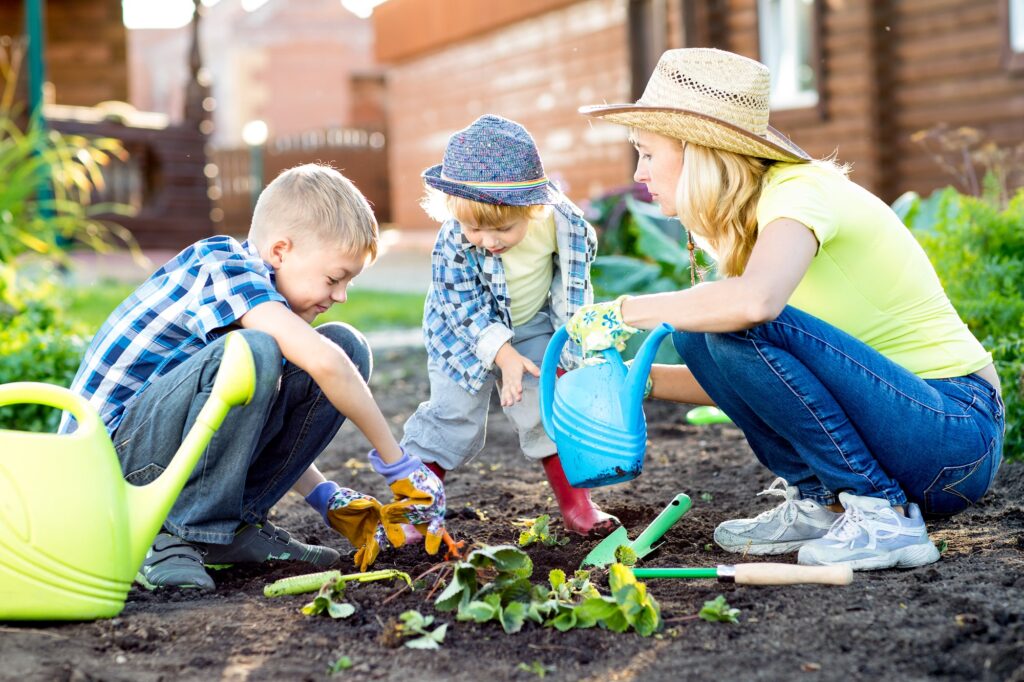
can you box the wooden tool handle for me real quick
[732,563,853,586]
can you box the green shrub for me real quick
[896,187,1024,461]
[0,275,87,432]
[585,185,713,300]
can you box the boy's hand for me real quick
[567,296,640,355]
[494,344,540,407]
[305,481,400,570]
[369,449,447,554]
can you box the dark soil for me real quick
[3,348,1023,682]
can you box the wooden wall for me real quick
[0,0,128,106]
[689,0,1024,202]
[888,0,1024,198]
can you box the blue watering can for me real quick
[539,323,674,488]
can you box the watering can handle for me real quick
[539,325,570,441]
[0,382,104,436]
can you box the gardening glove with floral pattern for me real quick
[305,481,395,570]
[369,448,447,556]
[567,296,641,356]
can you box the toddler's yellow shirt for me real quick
[502,213,558,328]
[756,163,992,379]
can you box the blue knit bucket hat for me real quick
[422,115,560,206]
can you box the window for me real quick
[1011,0,1024,53]
[758,0,819,110]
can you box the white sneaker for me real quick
[797,492,940,571]
[714,478,841,555]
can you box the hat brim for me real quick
[422,164,561,206]
[579,104,810,163]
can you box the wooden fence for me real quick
[210,127,390,236]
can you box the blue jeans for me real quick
[672,306,1004,515]
[113,323,372,543]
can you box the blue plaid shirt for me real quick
[59,236,287,435]
[424,195,597,394]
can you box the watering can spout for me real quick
[125,332,257,569]
[621,323,675,421]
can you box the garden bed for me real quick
[3,348,1022,681]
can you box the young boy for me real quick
[401,115,617,536]
[60,164,445,590]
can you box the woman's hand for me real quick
[566,296,640,355]
[494,344,540,406]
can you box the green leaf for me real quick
[327,602,356,619]
[499,601,528,634]
[549,609,578,632]
[459,600,498,624]
[613,545,638,566]
[548,569,566,591]
[699,595,740,624]
[573,597,619,628]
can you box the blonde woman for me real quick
[569,48,1004,571]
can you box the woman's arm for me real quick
[649,364,715,405]
[621,218,818,332]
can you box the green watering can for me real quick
[0,332,255,621]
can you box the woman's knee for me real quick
[671,330,709,364]
[316,322,373,381]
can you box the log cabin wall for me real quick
[887,0,1024,199]
[1,0,215,251]
[690,0,1024,202]
[0,0,127,106]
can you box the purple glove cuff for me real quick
[305,480,341,523]
[369,448,422,484]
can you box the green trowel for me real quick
[580,493,692,569]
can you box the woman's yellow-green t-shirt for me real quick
[755,163,991,379]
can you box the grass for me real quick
[65,280,425,334]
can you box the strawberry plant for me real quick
[434,545,661,637]
[396,610,448,649]
[301,580,356,620]
[699,595,740,624]
[517,514,569,548]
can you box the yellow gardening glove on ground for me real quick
[567,296,641,355]
[368,448,447,556]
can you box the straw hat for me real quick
[422,115,560,206]
[580,48,809,163]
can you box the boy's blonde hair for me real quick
[249,164,378,260]
[675,143,848,277]
[420,187,549,227]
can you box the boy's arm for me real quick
[239,301,404,464]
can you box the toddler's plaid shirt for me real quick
[59,236,286,435]
[424,195,597,394]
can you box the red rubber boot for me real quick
[541,454,619,537]
[400,462,447,546]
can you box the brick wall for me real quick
[382,0,634,231]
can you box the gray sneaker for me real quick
[714,478,841,555]
[797,492,940,571]
[136,533,216,591]
[196,521,340,567]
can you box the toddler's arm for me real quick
[431,222,512,368]
[494,342,540,407]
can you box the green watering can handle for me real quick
[630,493,692,556]
[0,382,104,436]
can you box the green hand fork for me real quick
[0,331,255,620]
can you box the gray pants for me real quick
[402,309,557,470]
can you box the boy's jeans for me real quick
[113,323,371,544]
[672,306,1004,515]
